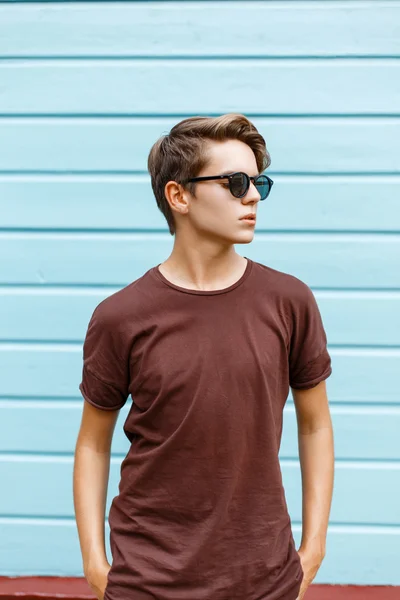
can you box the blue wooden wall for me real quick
[1,0,400,586]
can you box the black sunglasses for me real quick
[183,172,274,201]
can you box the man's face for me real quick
[180,139,262,244]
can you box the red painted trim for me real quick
[0,577,399,599]
[0,577,94,599]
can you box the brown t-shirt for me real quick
[79,257,332,600]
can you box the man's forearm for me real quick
[298,425,335,556]
[73,443,111,578]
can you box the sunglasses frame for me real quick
[183,172,274,201]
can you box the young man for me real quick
[73,113,334,600]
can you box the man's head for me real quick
[147,113,271,241]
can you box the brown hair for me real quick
[147,113,271,235]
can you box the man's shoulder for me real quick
[252,259,311,299]
[90,268,154,327]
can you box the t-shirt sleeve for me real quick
[288,279,332,390]
[79,303,131,411]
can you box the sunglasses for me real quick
[183,172,274,201]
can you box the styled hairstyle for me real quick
[147,113,271,235]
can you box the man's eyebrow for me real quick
[218,170,260,177]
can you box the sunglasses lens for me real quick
[255,176,271,200]
[230,173,248,197]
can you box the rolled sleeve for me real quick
[288,280,332,390]
[79,303,130,410]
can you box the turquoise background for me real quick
[1,0,400,585]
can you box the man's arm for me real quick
[73,401,120,599]
[291,379,335,598]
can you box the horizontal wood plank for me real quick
[0,518,398,584]
[1,233,399,287]
[1,175,399,232]
[1,400,399,461]
[0,457,399,526]
[1,290,399,346]
[1,118,399,173]
[1,60,400,115]
[0,345,397,403]
[1,2,400,58]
